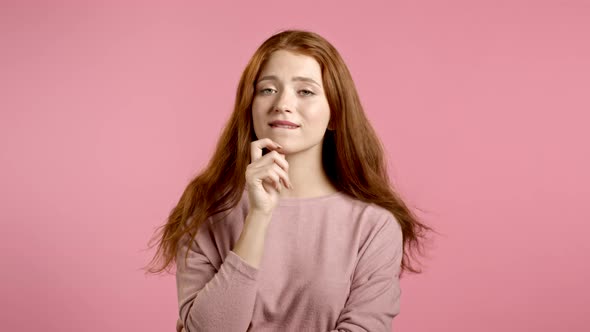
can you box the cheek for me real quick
[251,99,269,118]
[251,104,269,134]
[306,104,331,126]
[251,100,263,117]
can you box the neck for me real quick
[279,143,337,198]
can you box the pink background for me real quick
[1,1,588,331]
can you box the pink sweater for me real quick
[175,189,403,332]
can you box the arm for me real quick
[176,212,271,332]
[329,215,404,332]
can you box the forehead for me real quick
[258,50,322,79]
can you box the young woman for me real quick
[146,29,434,332]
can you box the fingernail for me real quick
[276,144,283,149]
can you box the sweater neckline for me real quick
[277,190,345,206]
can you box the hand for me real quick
[245,138,292,215]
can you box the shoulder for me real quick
[351,200,403,241]
[184,190,250,234]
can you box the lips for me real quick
[269,120,300,127]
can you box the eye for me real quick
[259,88,275,95]
[299,89,315,96]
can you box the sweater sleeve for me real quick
[329,214,404,332]
[175,219,260,332]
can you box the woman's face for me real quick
[252,50,331,154]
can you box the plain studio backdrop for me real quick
[1,1,588,331]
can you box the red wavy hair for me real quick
[144,29,436,278]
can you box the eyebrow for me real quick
[256,75,322,88]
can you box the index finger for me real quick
[251,138,282,163]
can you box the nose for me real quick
[273,89,294,113]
